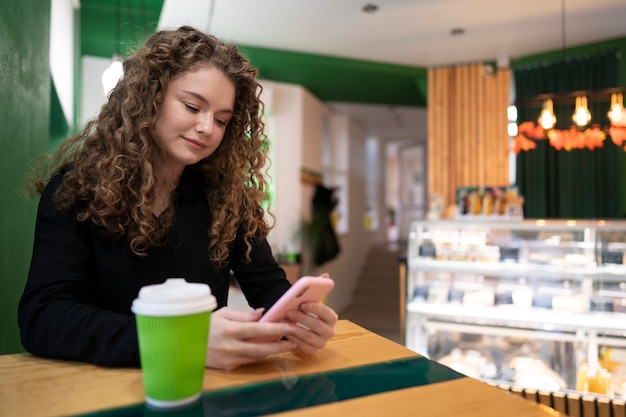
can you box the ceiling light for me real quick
[450,27,465,36]
[362,4,378,14]
[102,0,123,97]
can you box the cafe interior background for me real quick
[3,0,626,400]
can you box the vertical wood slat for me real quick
[596,397,611,417]
[427,68,436,202]
[581,395,598,417]
[427,68,435,199]
[538,390,554,409]
[612,398,626,417]
[428,66,438,202]
[485,68,499,185]
[552,391,568,415]
[496,68,511,185]
[428,67,450,206]
[470,64,480,185]
[567,392,583,417]
[501,68,512,183]
[457,65,464,186]
[484,66,495,185]
[476,64,485,185]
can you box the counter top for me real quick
[0,320,561,417]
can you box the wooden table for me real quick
[0,320,562,417]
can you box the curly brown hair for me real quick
[32,26,272,268]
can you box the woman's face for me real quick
[153,65,235,175]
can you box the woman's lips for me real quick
[183,137,207,149]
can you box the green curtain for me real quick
[514,52,624,219]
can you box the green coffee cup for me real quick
[132,278,217,409]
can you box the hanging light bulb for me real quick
[538,99,557,130]
[102,53,123,96]
[572,96,592,127]
[608,93,625,125]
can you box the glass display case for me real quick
[403,219,626,396]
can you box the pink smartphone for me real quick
[251,276,334,342]
[260,276,334,323]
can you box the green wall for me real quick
[0,0,51,354]
[511,36,626,86]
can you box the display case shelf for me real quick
[407,302,626,335]
[407,258,600,280]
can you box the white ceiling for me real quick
[159,0,626,137]
[161,0,626,68]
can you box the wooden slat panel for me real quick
[427,63,511,210]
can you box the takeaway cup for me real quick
[131,278,216,409]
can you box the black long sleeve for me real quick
[18,168,290,366]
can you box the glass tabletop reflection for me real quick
[81,356,464,417]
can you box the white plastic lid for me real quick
[131,278,217,317]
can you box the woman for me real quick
[18,26,337,371]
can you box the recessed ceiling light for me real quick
[363,4,379,14]
[450,27,465,36]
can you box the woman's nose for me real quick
[195,113,213,135]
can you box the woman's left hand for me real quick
[283,301,338,356]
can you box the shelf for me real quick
[407,301,626,334]
[407,258,600,279]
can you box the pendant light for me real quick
[572,96,591,127]
[608,93,625,125]
[102,0,123,97]
[512,0,626,153]
[538,99,556,130]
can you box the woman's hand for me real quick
[205,307,297,370]
[283,272,338,356]
[283,301,338,356]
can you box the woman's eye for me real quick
[215,118,228,127]
[184,103,200,113]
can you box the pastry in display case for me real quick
[403,219,626,398]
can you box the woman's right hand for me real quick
[205,307,297,370]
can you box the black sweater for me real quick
[18,168,290,366]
